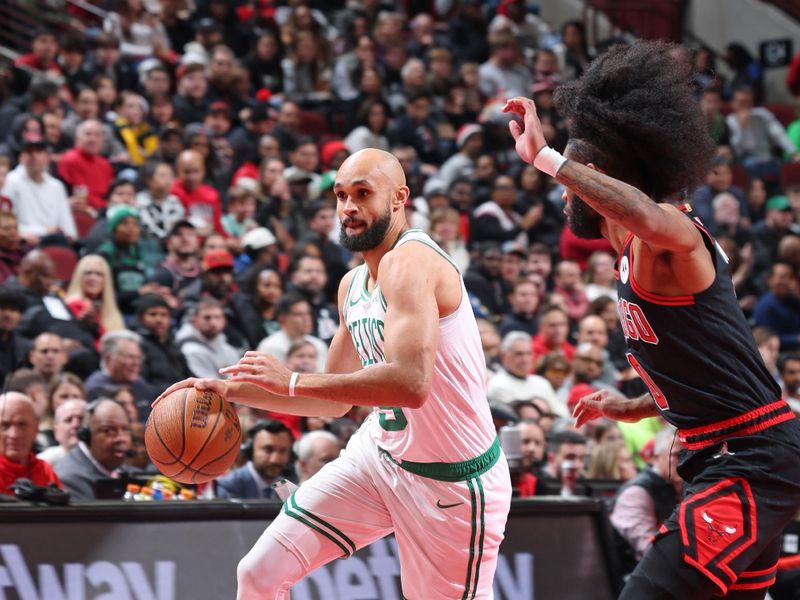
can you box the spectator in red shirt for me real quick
[57,119,114,211]
[171,150,224,236]
[559,222,615,271]
[531,304,576,365]
[553,259,589,322]
[0,392,62,496]
[514,419,546,497]
[13,29,61,75]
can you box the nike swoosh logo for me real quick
[436,500,464,509]
[348,297,361,307]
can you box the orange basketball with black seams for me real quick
[145,388,242,484]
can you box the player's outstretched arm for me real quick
[153,377,352,417]
[555,162,702,254]
[221,245,439,408]
[503,96,702,254]
[154,271,365,417]
[572,390,660,428]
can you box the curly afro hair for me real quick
[554,40,716,201]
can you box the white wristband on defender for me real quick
[533,146,567,177]
[288,371,299,397]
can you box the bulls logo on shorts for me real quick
[678,478,757,593]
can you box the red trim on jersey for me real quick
[681,412,796,450]
[623,231,635,248]
[680,400,788,437]
[677,400,795,449]
[627,238,695,306]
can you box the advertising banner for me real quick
[0,500,619,599]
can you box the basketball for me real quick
[145,387,242,484]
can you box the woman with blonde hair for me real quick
[587,440,637,482]
[65,255,125,348]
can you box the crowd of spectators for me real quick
[1,0,800,579]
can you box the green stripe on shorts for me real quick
[288,493,357,555]
[462,478,478,600]
[283,494,354,558]
[471,477,486,600]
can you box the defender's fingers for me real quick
[502,97,533,113]
[508,119,522,141]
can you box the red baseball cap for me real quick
[202,249,234,271]
[567,383,596,412]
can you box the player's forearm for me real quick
[225,381,351,418]
[556,161,667,240]
[293,363,430,409]
[626,393,660,421]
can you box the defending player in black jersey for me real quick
[505,41,800,599]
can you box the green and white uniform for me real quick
[265,230,512,599]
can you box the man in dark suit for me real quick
[55,399,133,501]
[216,420,294,500]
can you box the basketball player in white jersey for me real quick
[157,148,512,599]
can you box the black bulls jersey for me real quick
[615,218,781,430]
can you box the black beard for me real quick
[567,196,604,240]
[339,209,392,252]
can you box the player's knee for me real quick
[236,539,302,599]
[236,554,282,599]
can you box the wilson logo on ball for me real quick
[190,392,213,429]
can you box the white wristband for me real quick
[533,146,567,177]
[288,372,299,397]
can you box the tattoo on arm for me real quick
[556,160,658,225]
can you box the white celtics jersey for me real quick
[343,229,496,463]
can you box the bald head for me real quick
[89,398,129,427]
[177,149,203,170]
[20,250,55,295]
[176,150,205,189]
[21,249,54,274]
[337,148,407,190]
[0,392,38,465]
[0,392,36,419]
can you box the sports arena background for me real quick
[0,0,799,598]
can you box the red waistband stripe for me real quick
[678,400,795,450]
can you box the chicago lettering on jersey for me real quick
[347,317,385,367]
[617,298,659,345]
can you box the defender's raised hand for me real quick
[502,96,547,165]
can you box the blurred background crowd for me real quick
[0,0,799,586]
